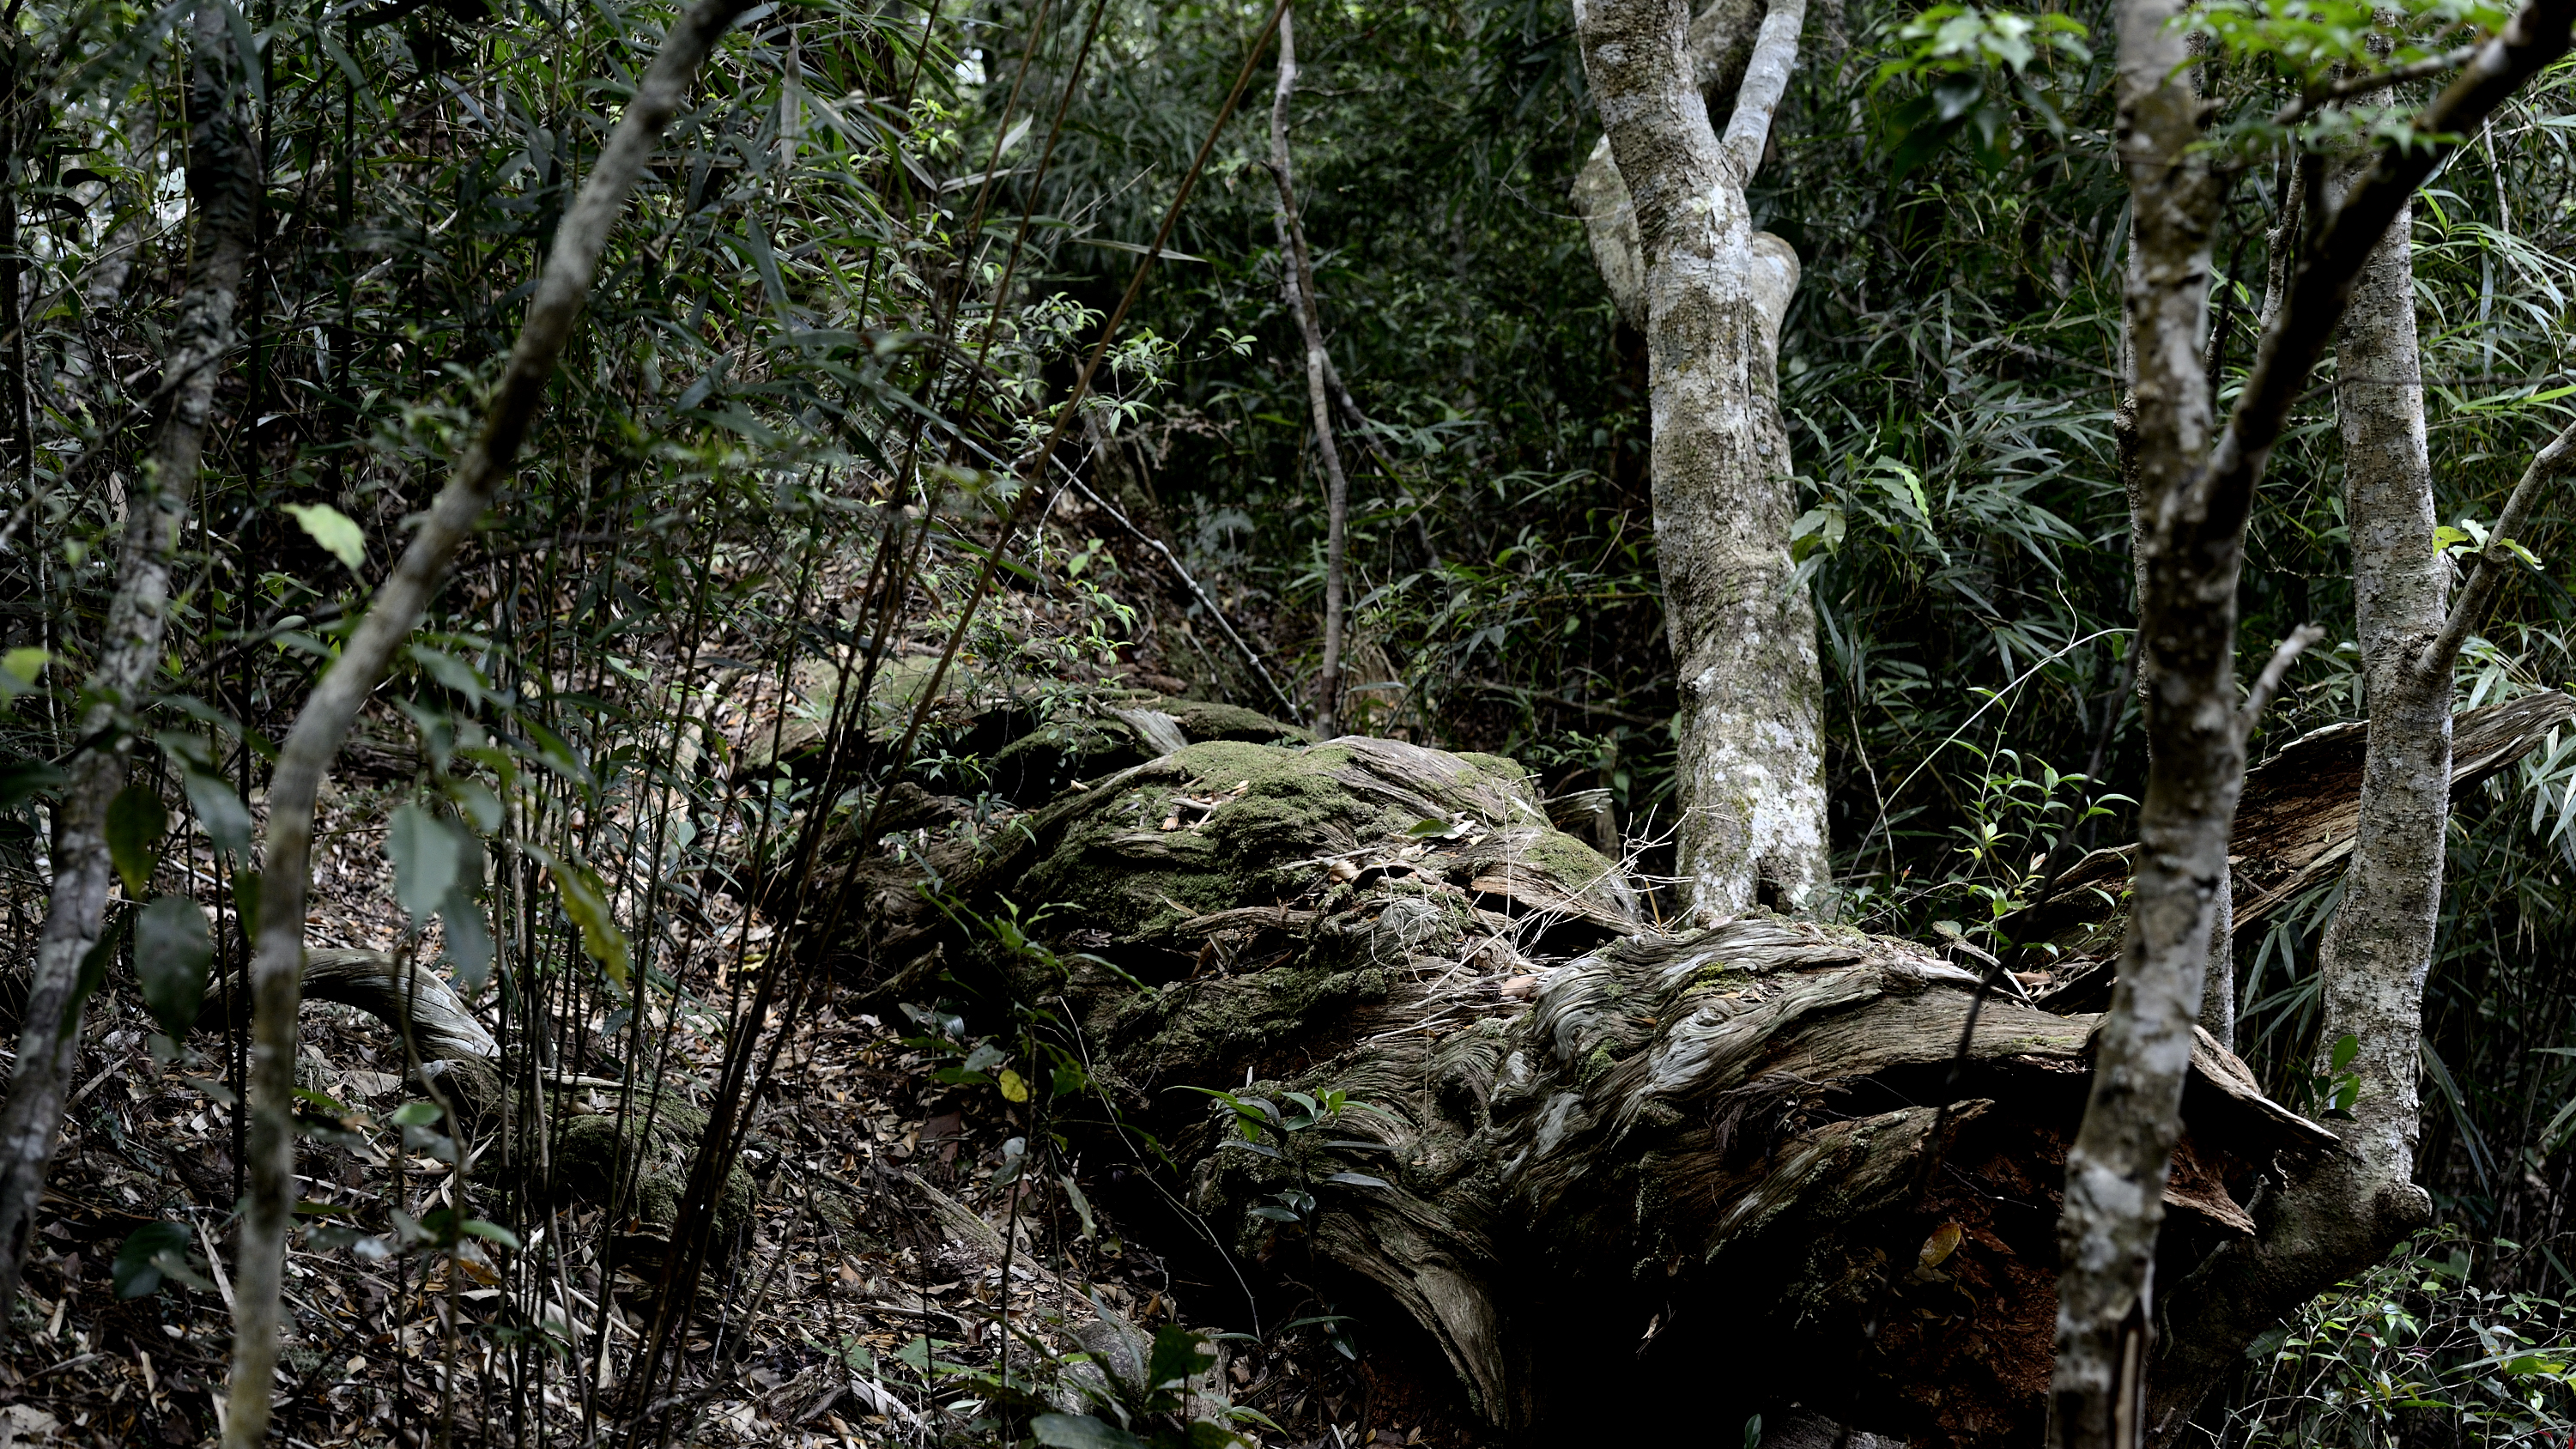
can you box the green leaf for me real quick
[113,1222,191,1299]
[458,1218,522,1250]
[283,501,367,571]
[387,803,460,924]
[1060,1173,1097,1240]
[409,645,492,702]
[2330,1033,2361,1073]
[441,885,494,991]
[389,1100,443,1127]
[106,784,168,896]
[233,868,262,941]
[539,851,628,988]
[0,646,49,699]
[1032,1413,1148,1449]
[1147,1325,1215,1390]
[134,896,214,1038]
[181,766,252,856]
[1320,1172,1393,1191]
[0,754,64,809]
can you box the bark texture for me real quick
[0,0,257,1325]
[1573,0,1827,918]
[815,713,2331,1443]
[2052,2,2226,1437]
[2314,143,2446,1188]
[220,2,756,1440]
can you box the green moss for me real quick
[548,1092,755,1243]
[1689,961,1757,994]
[1160,700,1308,744]
[1582,1040,1619,1085]
[1511,828,1622,893]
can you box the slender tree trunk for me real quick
[2315,136,2447,1191]
[2052,0,2224,1439]
[1573,0,1826,919]
[1264,6,1351,738]
[2067,0,2576,1438]
[0,36,32,483]
[219,3,755,1440]
[0,0,257,1326]
[2120,244,2239,1052]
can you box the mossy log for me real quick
[835,731,2335,1443]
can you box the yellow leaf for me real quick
[997,1069,1030,1103]
[1918,1221,1964,1270]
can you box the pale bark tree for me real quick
[1573,0,1825,919]
[2148,76,2576,1447]
[1264,6,1354,737]
[2058,1,2576,1442]
[0,0,257,1326]
[219,1,756,1439]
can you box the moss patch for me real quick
[547,1091,755,1244]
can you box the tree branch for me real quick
[2240,623,2324,726]
[1265,4,1351,737]
[1720,0,1806,180]
[2424,413,2576,672]
[2196,0,2575,561]
[2270,43,2482,126]
[218,1,755,1440]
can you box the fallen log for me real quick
[2015,689,2574,1011]
[192,949,752,1243]
[845,731,2333,1441]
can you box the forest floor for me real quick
[0,783,1481,1448]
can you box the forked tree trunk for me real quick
[2072,1,2576,1440]
[1573,0,1827,918]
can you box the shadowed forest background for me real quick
[3,0,2576,1443]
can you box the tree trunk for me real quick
[2051,1,2227,1434]
[1264,6,1353,739]
[0,0,258,1327]
[2313,137,2446,1191]
[2067,1,2576,1438]
[1573,0,1827,918]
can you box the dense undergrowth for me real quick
[1,0,2575,1443]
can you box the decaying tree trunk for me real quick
[806,693,2566,1442]
[1573,0,1827,917]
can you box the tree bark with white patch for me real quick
[1573,0,1825,919]
[2059,1,2576,1440]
